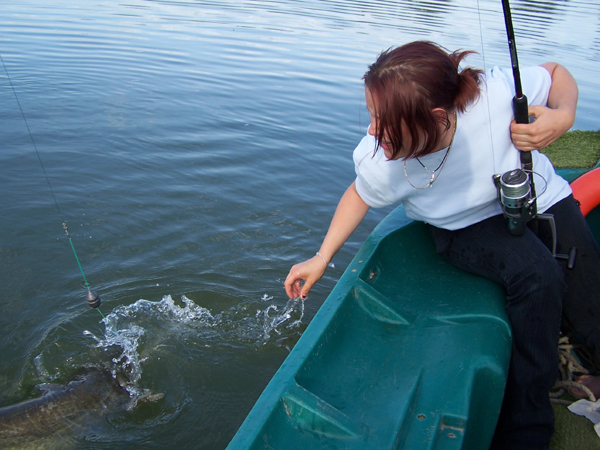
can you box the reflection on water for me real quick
[1,0,599,448]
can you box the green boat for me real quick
[227,167,600,450]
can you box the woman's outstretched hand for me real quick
[283,181,371,300]
[284,255,328,300]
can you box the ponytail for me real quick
[449,50,483,112]
[364,41,483,160]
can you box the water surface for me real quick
[1,0,599,448]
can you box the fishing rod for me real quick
[1,54,105,315]
[501,0,529,127]
[493,0,577,268]
[493,0,537,236]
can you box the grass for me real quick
[540,130,600,449]
[551,401,600,450]
[541,130,600,168]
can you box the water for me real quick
[0,0,598,448]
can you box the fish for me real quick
[0,367,149,449]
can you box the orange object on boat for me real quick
[570,167,600,217]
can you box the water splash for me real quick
[33,353,59,382]
[83,323,146,386]
[256,296,305,341]
[81,293,305,390]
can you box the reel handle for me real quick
[556,247,578,270]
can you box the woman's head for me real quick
[363,41,482,160]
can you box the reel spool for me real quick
[494,169,536,236]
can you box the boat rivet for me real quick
[369,270,377,280]
[448,433,456,439]
[417,414,426,420]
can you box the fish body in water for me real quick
[0,367,134,449]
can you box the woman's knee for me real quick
[505,257,566,310]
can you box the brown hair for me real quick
[363,41,483,160]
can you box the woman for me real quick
[284,41,600,449]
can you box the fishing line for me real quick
[476,0,498,174]
[1,54,104,318]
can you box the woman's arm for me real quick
[284,181,370,299]
[510,62,578,151]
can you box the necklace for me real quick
[403,111,457,190]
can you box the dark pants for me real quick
[429,195,600,450]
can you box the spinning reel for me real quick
[493,170,577,269]
[493,169,535,236]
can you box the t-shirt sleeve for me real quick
[353,134,395,208]
[521,65,552,107]
[488,65,551,108]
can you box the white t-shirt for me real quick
[354,66,572,230]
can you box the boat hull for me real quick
[227,168,600,450]
[229,212,511,449]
